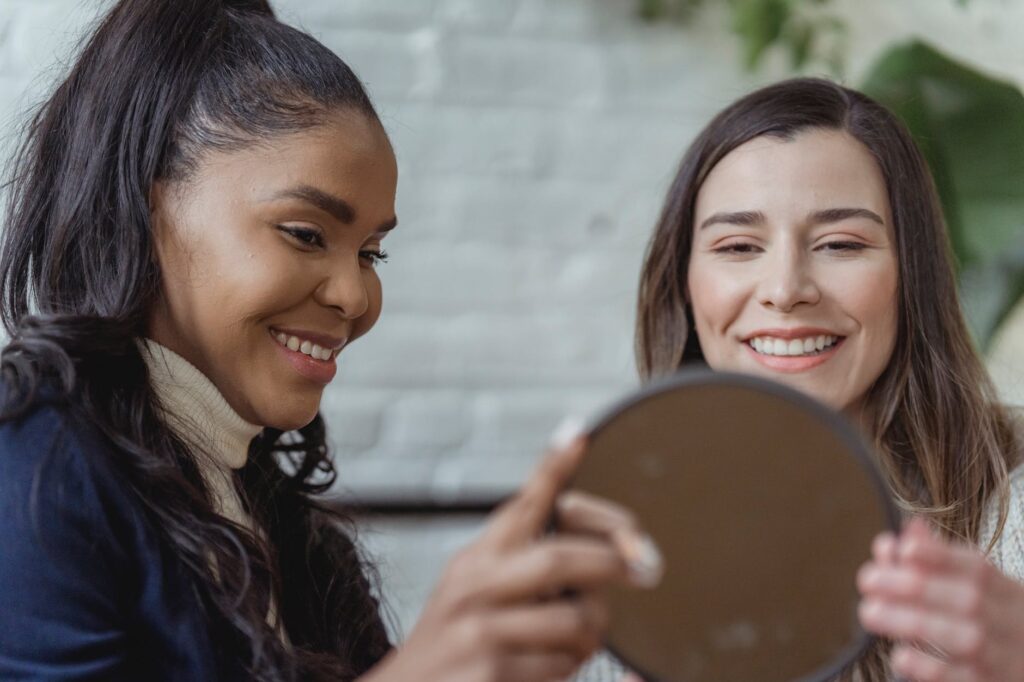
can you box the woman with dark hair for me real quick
[634,77,1024,681]
[0,1,662,680]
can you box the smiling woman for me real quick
[634,78,1024,682]
[688,128,899,417]
[0,1,660,680]
[149,113,398,428]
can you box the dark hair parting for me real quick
[1,0,389,679]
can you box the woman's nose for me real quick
[756,247,821,312]
[314,259,370,319]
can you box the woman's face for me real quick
[149,111,398,430]
[687,128,898,415]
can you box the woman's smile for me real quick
[687,129,898,414]
[742,327,847,373]
[270,327,347,385]
[148,113,397,430]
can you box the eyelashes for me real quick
[711,241,868,255]
[360,249,389,265]
[280,226,325,249]
[712,243,758,255]
[819,241,868,252]
[278,226,388,265]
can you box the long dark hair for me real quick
[1,1,390,679]
[635,77,1021,681]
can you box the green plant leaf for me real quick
[730,0,790,70]
[636,0,707,22]
[785,19,814,70]
[861,40,1024,348]
[639,0,664,21]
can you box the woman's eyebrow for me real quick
[268,185,355,223]
[810,207,885,226]
[265,184,398,232]
[698,207,885,230]
[699,210,765,230]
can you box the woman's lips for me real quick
[269,329,339,385]
[271,327,347,353]
[744,336,846,373]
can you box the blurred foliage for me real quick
[638,0,847,74]
[862,42,1024,347]
[638,0,1024,349]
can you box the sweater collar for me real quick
[139,339,262,470]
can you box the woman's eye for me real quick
[280,226,325,249]
[359,249,389,267]
[712,243,761,255]
[818,241,867,252]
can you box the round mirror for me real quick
[568,370,898,682]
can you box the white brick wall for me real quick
[3,0,1023,640]
[310,0,783,502]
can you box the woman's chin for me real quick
[256,396,322,432]
[738,368,844,410]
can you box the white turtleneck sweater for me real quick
[139,339,263,530]
[138,339,293,642]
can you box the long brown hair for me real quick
[636,77,1020,680]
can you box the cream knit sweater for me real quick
[575,464,1024,682]
[139,339,262,530]
[979,463,1024,582]
[138,340,290,640]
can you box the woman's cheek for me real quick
[689,261,750,322]
[829,258,898,333]
[351,270,383,342]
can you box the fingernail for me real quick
[549,415,587,450]
[621,533,664,588]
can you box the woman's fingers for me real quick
[891,644,980,682]
[556,490,636,535]
[393,418,670,682]
[856,523,1024,681]
[403,418,666,682]
[483,592,608,658]
[872,531,899,566]
[495,651,581,682]
[858,563,984,617]
[858,599,983,659]
[481,420,588,550]
[477,418,663,590]
[556,491,664,588]
[438,536,627,610]
[479,536,632,603]
[898,518,986,578]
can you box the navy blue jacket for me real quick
[0,398,245,680]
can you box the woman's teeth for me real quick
[273,332,336,361]
[749,335,839,357]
